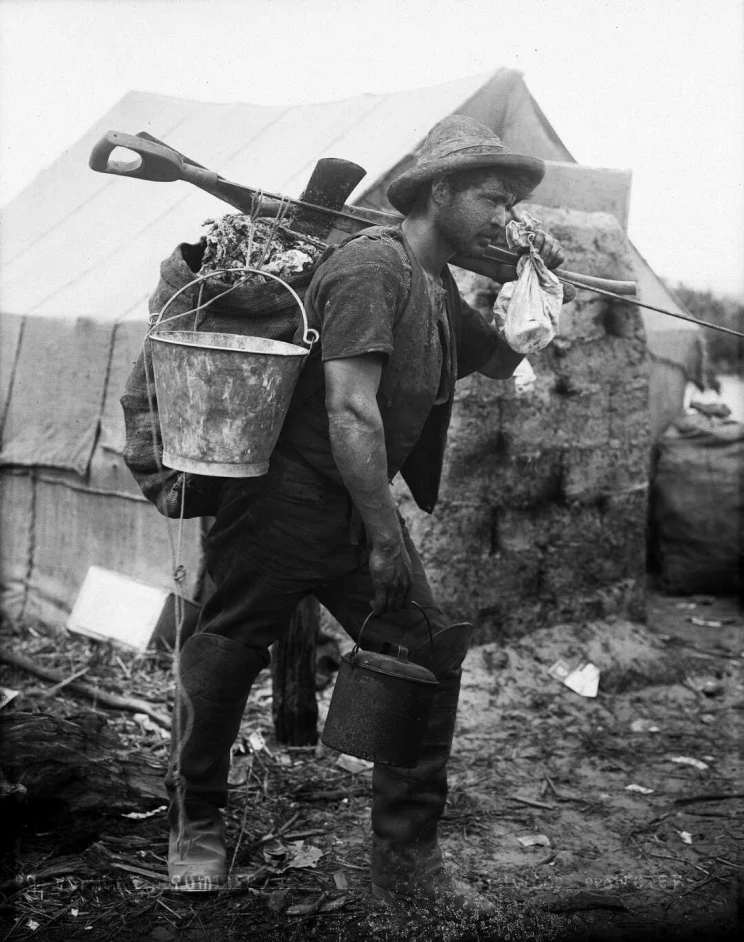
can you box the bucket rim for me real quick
[150,330,309,358]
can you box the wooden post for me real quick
[271,597,320,746]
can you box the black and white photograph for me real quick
[0,1,742,940]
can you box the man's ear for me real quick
[430,176,452,207]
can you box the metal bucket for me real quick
[149,267,317,478]
[321,604,439,768]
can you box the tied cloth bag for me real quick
[492,212,563,355]
[121,239,316,519]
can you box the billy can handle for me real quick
[353,600,435,663]
[147,266,318,349]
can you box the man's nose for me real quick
[491,205,506,228]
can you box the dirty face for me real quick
[433,173,517,256]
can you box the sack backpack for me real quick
[120,239,315,518]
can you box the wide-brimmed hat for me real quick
[387,115,545,215]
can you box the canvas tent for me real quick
[0,68,703,628]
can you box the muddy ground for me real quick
[1,589,742,942]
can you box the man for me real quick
[166,115,568,915]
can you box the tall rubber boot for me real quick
[166,633,266,892]
[370,622,496,918]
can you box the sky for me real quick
[1,0,742,297]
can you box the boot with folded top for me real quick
[166,633,264,892]
[369,622,496,919]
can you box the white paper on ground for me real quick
[548,659,600,698]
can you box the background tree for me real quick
[671,284,744,375]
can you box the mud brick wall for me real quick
[395,207,650,642]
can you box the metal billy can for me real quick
[321,603,438,768]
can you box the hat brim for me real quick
[387,153,545,215]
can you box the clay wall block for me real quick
[437,448,564,513]
[499,385,610,453]
[440,427,506,498]
[617,402,651,443]
[431,547,544,628]
[465,449,565,508]
[561,441,650,503]
[608,380,651,443]
[493,506,545,554]
[539,543,640,600]
[413,499,494,563]
[553,296,609,344]
[547,334,647,388]
[542,502,602,546]
[408,492,648,643]
[447,400,505,453]
[602,486,649,521]
[452,370,516,408]
[538,494,647,590]
[601,488,649,558]
[443,415,567,507]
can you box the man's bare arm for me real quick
[478,342,524,379]
[325,354,412,614]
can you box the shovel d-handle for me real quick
[89,130,222,192]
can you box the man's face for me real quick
[434,174,516,256]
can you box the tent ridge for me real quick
[280,95,391,194]
[353,69,509,204]
[220,104,294,168]
[2,177,120,271]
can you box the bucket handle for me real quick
[148,266,319,349]
[352,601,435,664]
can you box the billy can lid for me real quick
[344,648,438,685]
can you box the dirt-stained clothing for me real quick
[276,225,509,513]
[197,225,509,655]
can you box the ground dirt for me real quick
[1,589,742,942]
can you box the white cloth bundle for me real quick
[492,212,564,355]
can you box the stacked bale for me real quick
[396,206,649,641]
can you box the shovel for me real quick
[89,131,366,236]
[89,131,638,295]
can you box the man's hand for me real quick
[530,228,564,270]
[530,229,576,303]
[369,538,413,615]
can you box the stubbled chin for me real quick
[465,235,491,256]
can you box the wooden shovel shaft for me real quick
[90,130,637,296]
[257,198,639,296]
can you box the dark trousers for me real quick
[198,453,463,672]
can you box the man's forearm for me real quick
[328,405,401,548]
[478,336,524,379]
